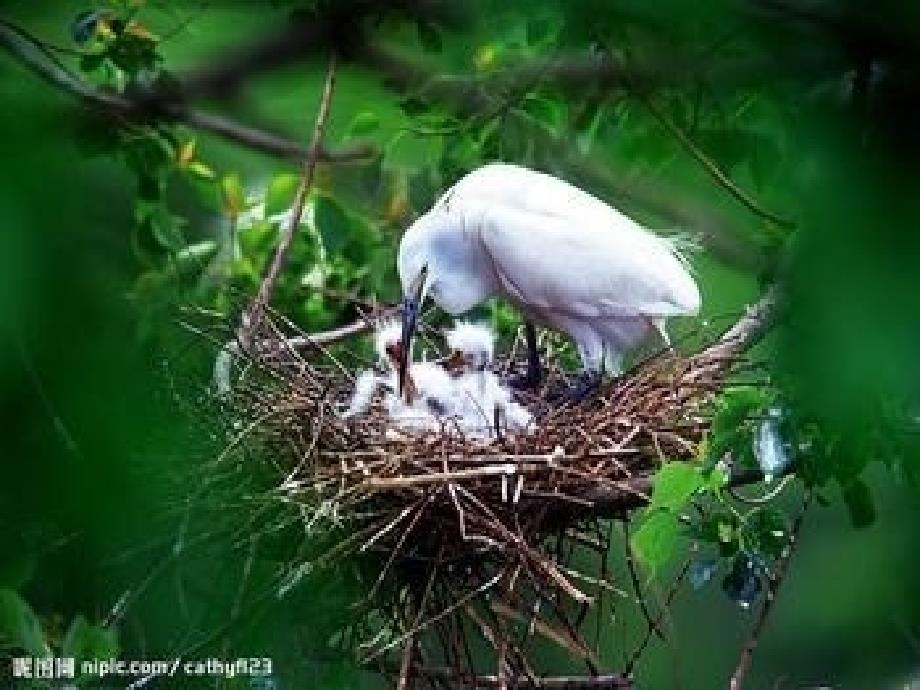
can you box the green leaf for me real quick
[649,462,703,512]
[400,98,430,116]
[707,386,772,469]
[0,588,47,656]
[841,478,876,528]
[692,510,740,558]
[313,195,350,254]
[743,508,788,560]
[347,112,380,138]
[79,51,105,73]
[417,21,443,52]
[521,95,562,129]
[62,615,118,662]
[526,17,553,45]
[265,173,300,216]
[149,209,186,250]
[631,511,680,575]
[713,387,770,433]
[221,173,245,217]
[185,161,215,180]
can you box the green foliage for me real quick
[6,0,920,686]
[648,462,704,513]
[632,462,703,574]
[705,386,772,471]
[631,510,681,576]
[0,589,48,657]
[62,616,119,665]
[264,173,300,216]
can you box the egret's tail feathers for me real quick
[658,231,702,274]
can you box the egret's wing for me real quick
[479,200,700,319]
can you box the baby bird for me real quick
[445,322,533,438]
[344,321,457,432]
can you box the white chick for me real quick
[445,322,533,438]
[343,369,381,418]
[342,322,407,418]
[344,320,459,432]
[386,361,458,432]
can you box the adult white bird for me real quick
[397,163,701,399]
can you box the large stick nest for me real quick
[219,293,774,688]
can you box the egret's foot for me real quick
[564,371,602,404]
[509,321,543,392]
[508,368,542,391]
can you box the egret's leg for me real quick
[510,321,542,389]
[565,369,602,403]
[493,404,505,442]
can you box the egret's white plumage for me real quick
[345,319,533,438]
[398,163,701,374]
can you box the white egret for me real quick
[397,163,701,399]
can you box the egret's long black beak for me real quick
[398,295,418,397]
[398,266,428,397]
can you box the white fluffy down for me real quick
[446,322,495,368]
[343,321,531,438]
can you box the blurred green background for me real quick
[0,1,918,688]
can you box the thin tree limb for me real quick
[238,51,338,351]
[638,94,795,228]
[729,494,810,690]
[0,20,370,163]
[408,666,632,689]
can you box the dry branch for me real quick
[0,20,371,164]
[239,50,338,350]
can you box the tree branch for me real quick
[581,286,781,518]
[356,42,765,271]
[409,666,632,689]
[0,20,371,164]
[638,94,795,228]
[238,51,339,350]
[729,494,810,690]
